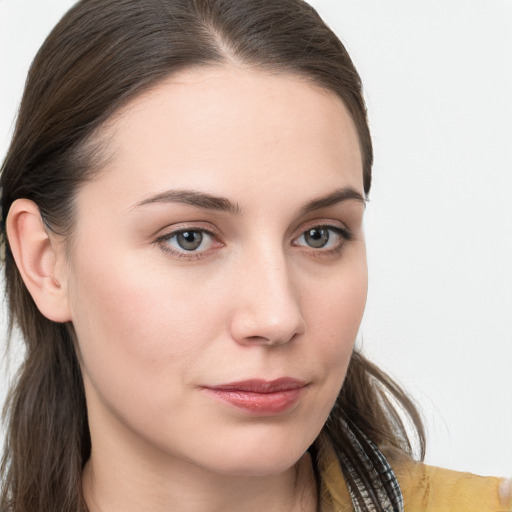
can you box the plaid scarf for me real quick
[337,418,404,512]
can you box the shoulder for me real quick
[395,461,512,512]
[316,437,511,512]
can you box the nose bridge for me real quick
[230,241,305,346]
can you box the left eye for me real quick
[294,226,349,250]
[161,229,215,252]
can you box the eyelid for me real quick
[155,221,221,238]
[293,218,353,240]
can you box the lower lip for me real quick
[203,387,305,416]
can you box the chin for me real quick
[195,435,314,477]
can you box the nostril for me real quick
[244,331,301,347]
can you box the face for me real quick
[65,66,367,477]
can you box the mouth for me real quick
[202,378,307,416]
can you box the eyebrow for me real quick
[133,186,366,215]
[133,189,242,214]
[300,187,367,214]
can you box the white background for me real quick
[1,0,511,477]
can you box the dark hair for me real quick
[0,1,425,510]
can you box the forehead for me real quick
[83,65,364,209]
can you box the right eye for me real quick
[156,228,221,258]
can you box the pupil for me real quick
[177,231,203,250]
[305,228,329,248]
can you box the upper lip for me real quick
[206,378,307,393]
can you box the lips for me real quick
[203,378,307,416]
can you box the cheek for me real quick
[305,252,368,352]
[67,250,226,414]
[299,252,368,400]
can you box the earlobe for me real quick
[6,199,72,323]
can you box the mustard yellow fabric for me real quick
[396,463,511,512]
[318,440,512,512]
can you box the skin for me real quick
[10,65,368,512]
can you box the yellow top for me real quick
[319,442,512,512]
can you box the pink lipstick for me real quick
[203,378,306,416]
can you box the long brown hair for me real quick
[0,1,425,510]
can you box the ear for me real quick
[6,199,72,323]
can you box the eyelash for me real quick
[155,224,353,260]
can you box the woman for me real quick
[0,0,510,511]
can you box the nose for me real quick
[229,250,306,347]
